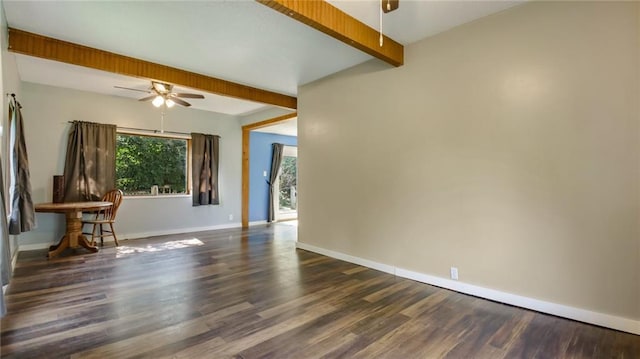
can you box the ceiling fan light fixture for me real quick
[120,81,204,108]
[153,82,168,93]
[152,95,164,107]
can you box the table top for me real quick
[35,201,112,213]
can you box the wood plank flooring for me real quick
[1,223,638,358]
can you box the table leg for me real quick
[78,234,98,253]
[66,211,82,248]
[69,212,98,252]
[48,210,99,258]
[48,235,69,258]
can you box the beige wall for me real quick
[299,1,639,320]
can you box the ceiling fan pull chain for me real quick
[160,110,165,134]
[379,0,383,47]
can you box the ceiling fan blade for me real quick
[171,97,192,107]
[114,86,151,94]
[138,95,156,102]
[173,93,205,99]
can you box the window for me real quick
[116,133,189,196]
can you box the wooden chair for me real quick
[82,189,124,247]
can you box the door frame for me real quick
[273,145,298,222]
[241,112,297,228]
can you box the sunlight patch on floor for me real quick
[278,220,298,227]
[116,238,204,258]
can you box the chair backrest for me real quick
[99,189,124,221]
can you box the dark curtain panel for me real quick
[63,121,116,202]
[8,98,35,235]
[268,143,284,223]
[0,157,11,317]
[191,133,220,206]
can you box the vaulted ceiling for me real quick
[2,0,523,117]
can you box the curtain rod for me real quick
[117,126,192,137]
[65,122,221,138]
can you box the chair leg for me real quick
[99,224,104,246]
[110,223,119,246]
[91,224,98,246]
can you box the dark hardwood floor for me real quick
[1,223,638,358]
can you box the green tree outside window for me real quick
[116,134,188,195]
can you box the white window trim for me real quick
[117,128,191,140]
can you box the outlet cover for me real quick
[228,214,234,221]
[450,267,459,280]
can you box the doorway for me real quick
[274,145,297,221]
[241,113,298,228]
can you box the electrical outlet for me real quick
[263,170,267,177]
[450,267,459,280]
[228,214,233,221]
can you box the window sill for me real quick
[124,194,191,200]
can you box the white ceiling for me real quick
[328,0,523,45]
[2,0,524,120]
[254,118,298,137]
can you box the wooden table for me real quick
[35,201,112,258]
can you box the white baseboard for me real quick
[296,241,640,336]
[120,222,242,240]
[249,220,268,226]
[17,222,244,252]
[18,243,51,251]
[296,242,395,275]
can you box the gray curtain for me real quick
[267,143,284,223]
[191,133,219,206]
[1,157,11,317]
[63,121,116,202]
[8,98,35,235]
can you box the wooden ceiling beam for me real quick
[256,0,404,67]
[7,28,297,109]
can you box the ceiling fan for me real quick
[115,81,204,108]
